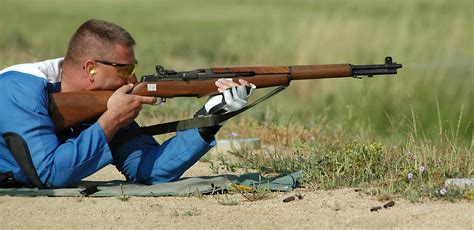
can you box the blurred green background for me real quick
[1,0,472,144]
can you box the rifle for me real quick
[50,56,402,133]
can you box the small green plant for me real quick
[464,188,474,201]
[214,194,239,206]
[190,188,205,199]
[75,196,84,202]
[199,154,212,163]
[234,184,273,202]
[208,161,220,175]
[181,208,202,216]
[115,184,130,202]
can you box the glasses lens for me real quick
[116,64,137,78]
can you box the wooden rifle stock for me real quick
[49,91,113,132]
[50,56,402,132]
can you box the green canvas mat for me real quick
[0,172,302,197]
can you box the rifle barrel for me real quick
[351,67,399,76]
[350,56,402,76]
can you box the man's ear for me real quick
[84,59,96,82]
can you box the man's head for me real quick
[63,19,138,90]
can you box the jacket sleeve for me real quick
[0,72,113,187]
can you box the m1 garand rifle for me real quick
[50,56,402,134]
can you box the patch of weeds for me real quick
[405,188,423,203]
[464,188,474,201]
[214,120,472,202]
[206,152,240,174]
[430,185,466,202]
[190,188,205,199]
[208,161,220,175]
[216,153,243,173]
[149,203,163,209]
[214,194,239,206]
[199,153,212,163]
[292,142,387,190]
[175,208,202,216]
[115,184,130,202]
[236,184,273,202]
[321,197,342,212]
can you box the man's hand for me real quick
[196,79,256,142]
[196,79,256,117]
[215,78,250,93]
[98,84,157,142]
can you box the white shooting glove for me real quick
[196,83,256,117]
[195,83,256,140]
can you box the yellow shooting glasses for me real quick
[95,60,138,78]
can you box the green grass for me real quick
[1,0,472,201]
[215,120,472,202]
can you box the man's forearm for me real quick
[98,111,121,142]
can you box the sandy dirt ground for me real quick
[1,161,473,229]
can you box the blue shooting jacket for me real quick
[0,58,215,188]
